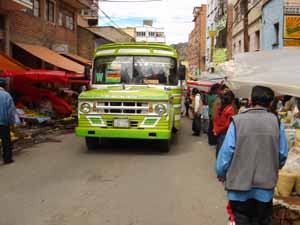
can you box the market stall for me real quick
[0,69,89,151]
[219,48,300,98]
[219,48,300,224]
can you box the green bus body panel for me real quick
[76,128,171,140]
[78,115,171,130]
[79,86,169,101]
[76,114,171,140]
[76,42,182,141]
[94,42,178,59]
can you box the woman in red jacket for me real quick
[213,90,236,158]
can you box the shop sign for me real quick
[213,48,227,65]
[284,39,300,46]
[216,15,227,32]
[52,44,69,54]
[208,30,217,38]
[284,15,300,39]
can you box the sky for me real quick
[99,0,206,44]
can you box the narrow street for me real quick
[0,119,227,225]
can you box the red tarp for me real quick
[1,70,89,84]
[187,80,215,93]
[0,70,89,117]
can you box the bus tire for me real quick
[85,137,99,151]
[160,140,170,153]
[172,127,178,134]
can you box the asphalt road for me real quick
[0,119,227,225]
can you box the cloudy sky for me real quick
[99,0,206,44]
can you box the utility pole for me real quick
[226,2,233,60]
[208,30,216,73]
[241,0,249,52]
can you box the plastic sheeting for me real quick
[219,48,300,98]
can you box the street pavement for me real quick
[0,118,227,225]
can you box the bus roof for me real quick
[94,42,178,59]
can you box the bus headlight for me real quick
[154,104,167,115]
[80,103,91,113]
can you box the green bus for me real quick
[75,42,185,152]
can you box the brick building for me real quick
[0,0,93,72]
[77,25,112,61]
[188,5,207,77]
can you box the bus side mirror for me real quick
[178,65,186,81]
[84,65,91,81]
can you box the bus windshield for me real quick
[93,56,177,85]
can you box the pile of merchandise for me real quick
[272,98,300,224]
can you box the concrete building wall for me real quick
[261,0,284,50]
[232,0,264,55]
[88,27,134,43]
[206,0,218,65]
[135,26,166,43]
[77,26,95,60]
[121,27,136,39]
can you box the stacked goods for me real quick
[275,145,300,197]
[0,131,18,146]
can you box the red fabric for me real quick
[226,202,235,223]
[13,79,72,117]
[1,70,88,84]
[213,104,235,136]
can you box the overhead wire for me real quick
[99,8,121,28]
[100,0,162,2]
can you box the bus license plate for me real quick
[113,119,130,128]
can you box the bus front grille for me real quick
[97,101,149,115]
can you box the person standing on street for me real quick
[0,78,17,164]
[213,90,236,158]
[207,83,220,145]
[191,88,203,136]
[216,86,289,225]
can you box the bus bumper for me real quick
[75,127,171,140]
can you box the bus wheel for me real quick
[160,140,170,153]
[85,137,99,151]
[172,127,178,134]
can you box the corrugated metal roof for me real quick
[62,53,91,65]
[14,42,84,74]
[0,52,27,72]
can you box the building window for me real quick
[238,40,242,52]
[65,14,74,30]
[149,32,155,37]
[273,23,279,48]
[58,8,74,30]
[233,43,236,52]
[156,32,164,37]
[137,32,146,37]
[58,12,63,26]
[46,0,55,23]
[27,0,40,17]
[255,30,260,50]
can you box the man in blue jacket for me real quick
[0,78,16,164]
[216,86,288,225]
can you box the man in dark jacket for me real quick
[216,86,288,225]
[0,78,16,164]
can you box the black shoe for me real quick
[4,159,14,165]
[192,133,200,136]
